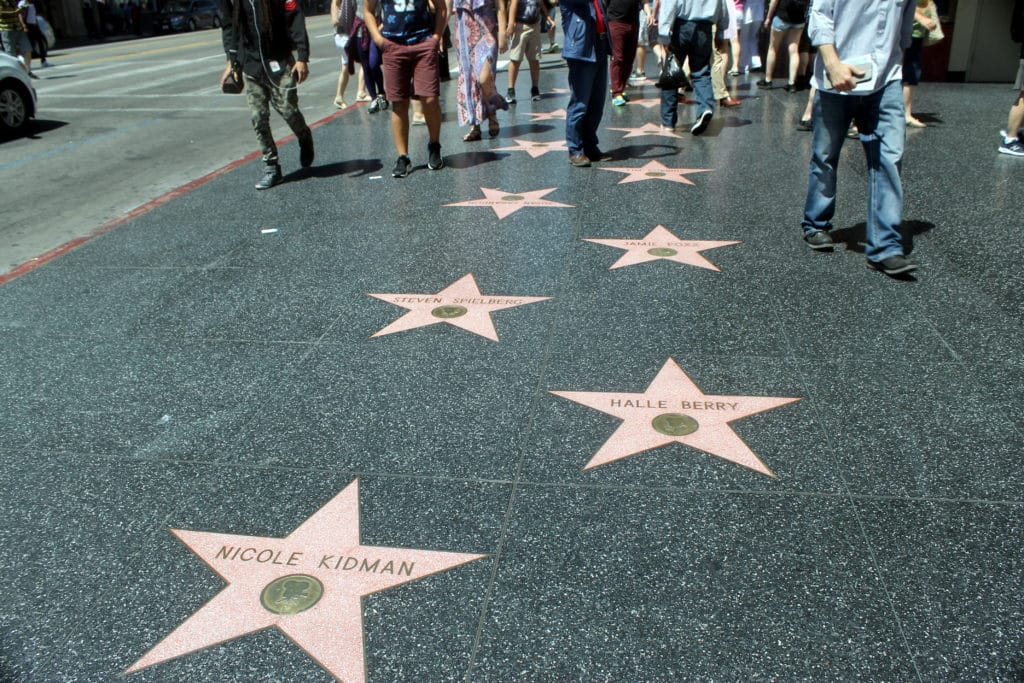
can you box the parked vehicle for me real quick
[0,53,37,136]
[157,0,221,32]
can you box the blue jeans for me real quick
[659,19,713,128]
[565,41,608,155]
[802,79,906,262]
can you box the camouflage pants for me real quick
[244,70,310,167]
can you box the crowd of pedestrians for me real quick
[212,0,1024,277]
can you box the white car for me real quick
[0,53,37,136]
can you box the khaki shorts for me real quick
[508,21,541,63]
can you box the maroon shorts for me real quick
[381,36,440,102]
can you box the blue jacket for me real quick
[559,0,609,62]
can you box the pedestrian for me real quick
[560,0,610,167]
[19,0,48,67]
[656,0,730,134]
[758,0,808,92]
[606,0,639,107]
[363,0,447,177]
[800,0,919,276]
[711,0,739,107]
[452,0,509,141]
[1,0,33,76]
[1001,0,1024,155]
[630,0,655,82]
[903,0,939,128]
[354,10,387,112]
[506,0,548,105]
[331,0,360,108]
[218,0,315,190]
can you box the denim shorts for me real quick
[771,16,804,32]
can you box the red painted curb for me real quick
[0,105,358,286]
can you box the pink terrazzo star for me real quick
[444,186,573,219]
[626,97,663,109]
[550,358,800,475]
[584,225,741,271]
[494,138,569,157]
[127,480,485,682]
[608,123,683,139]
[526,108,568,121]
[599,159,712,185]
[368,273,551,341]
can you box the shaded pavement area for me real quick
[1,67,1022,681]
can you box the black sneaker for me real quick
[298,133,314,168]
[381,97,390,111]
[506,87,516,104]
[691,110,713,135]
[797,118,813,132]
[255,165,282,190]
[530,86,541,101]
[756,79,773,89]
[998,137,1024,156]
[392,155,411,178]
[803,230,833,251]
[427,142,444,170]
[368,96,382,113]
[867,255,919,275]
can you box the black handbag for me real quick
[655,52,689,90]
[222,64,244,94]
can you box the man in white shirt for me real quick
[800,0,918,276]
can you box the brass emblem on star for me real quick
[431,305,469,319]
[647,247,678,257]
[260,574,324,615]
[651,413,699,436]
[501,195,525,202]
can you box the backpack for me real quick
[516,0,539,25]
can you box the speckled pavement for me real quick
[1,60,1023,681]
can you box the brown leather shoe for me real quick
[719,96,741,107]
[568,154,591,167]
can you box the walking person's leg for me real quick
[858,81,911,269]
[802,89,853,245]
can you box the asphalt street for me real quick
[0,15,348,273]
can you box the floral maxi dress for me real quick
[454,0,508,126]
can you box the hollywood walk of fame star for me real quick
[584,225,741,271]
[599,159,712,186]
[526,108,568,121]
[550,358,800,475]
[494,138,569,157]
[444,186,574,219]
[368,273,551,341]
[127,480,486,682]
[608,123,683,139]
[625,97,663,109]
